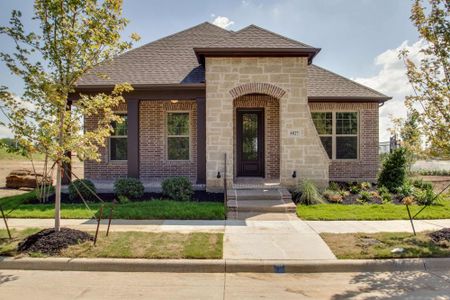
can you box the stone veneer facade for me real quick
[205,57,330,190]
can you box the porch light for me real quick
[170,100,179,103]
[217,171,221,179]
[292,171,297,178]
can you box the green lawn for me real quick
[0,191,226,220]
[8,200,225,220]
[0,229,223,259]
[321,232,450,259]
[297,201,450,220]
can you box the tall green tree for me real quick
[399,0,449,158]
[0,0,139,231]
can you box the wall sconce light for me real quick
[170,100,179,104]
[217,171,221,179]
[292,171,297,178]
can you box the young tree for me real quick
[0,0,139,231]
[390,112,422,171]
[399,0,450,158]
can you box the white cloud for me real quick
[353,40,425,141]
[212,16,234,29]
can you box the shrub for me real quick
[349,185,361,194]
[296,180,324,205]
[413,188,441,206]
[378,147,408,192]
[323,189,343,203]
[113,178,144,200]
[68,179,96,202]
[161,177,193,201]
[396,181,414,198]
[117,195,130,204]
[360,181,372,191]
[377,186,392,203]
[359,190,371,202]
[328,182,341,191]
[412,179,433,192]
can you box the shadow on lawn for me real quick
[331,270,450,299]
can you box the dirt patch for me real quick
[18,228,92,255]
[429,228,450,248]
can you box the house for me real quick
[73,22,391,192]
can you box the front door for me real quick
[236,109,264,177]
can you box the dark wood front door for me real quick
[236,109,264,177]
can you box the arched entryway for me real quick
[233,93,280,181]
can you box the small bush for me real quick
[328,182,341,191]
[413,188,441,206]
[296,180,324,205]
[377,186,392,203]
[68,179,96,202]
[113,178,144,200]
[378,147,408,192]
[349,185,361,194]
[323,189,343,203]
[396,181,414,198]
[117,195,130,204]
[161,177,193,201]
[359,190,371,202]
[412,179,433,192]
[360,181,372,191]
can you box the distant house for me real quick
[72,22,391,191]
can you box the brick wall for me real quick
[84,103,128,180]
[308,102,379,182]
[139,100,197,182]
[233,94,280,180]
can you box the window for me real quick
[312,112,358,160]
[336,112,358,159]
[312,112,332,158]
[110,114,127,161]
[167,112,190,160]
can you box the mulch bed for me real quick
[18,228,93,255]
[429,228,450,248]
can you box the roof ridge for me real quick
[311,64,390,98]
[239,24,316,49]
[118,22,230,56]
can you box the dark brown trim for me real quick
[196,97,206,184]
[194,47,320,64]
[127,99,139,178]
[69,86,206,102]
[308,96,392,102]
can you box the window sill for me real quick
[108,160,127,165]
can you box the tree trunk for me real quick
[55,106,66,232]
[55,162,61,231]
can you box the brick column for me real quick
[127,99,139,178]
[196,97,206,184]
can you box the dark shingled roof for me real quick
[203,24,315,49]
[77,22,390,101]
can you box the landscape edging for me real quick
[1,257,449,273]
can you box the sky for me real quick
[0,0,422,141]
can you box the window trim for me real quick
[166,111,191,161]
[312,110,360,161]
[109,112,128,162]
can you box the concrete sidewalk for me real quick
[306,219,450,234]
[2,217,449,261]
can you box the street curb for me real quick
[1,257,450,273]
